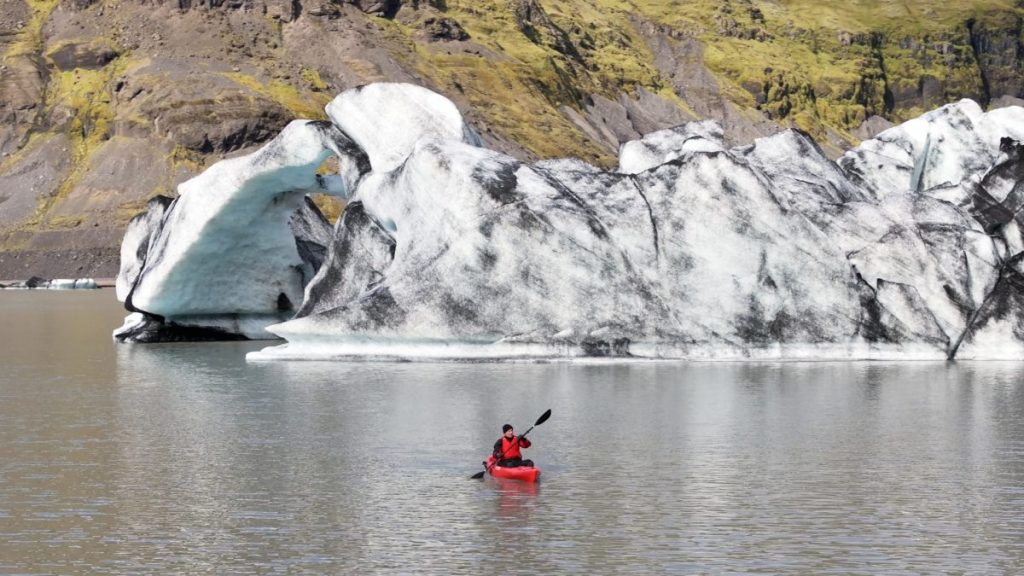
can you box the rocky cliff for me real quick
[2,0,1023,279]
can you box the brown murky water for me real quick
[1,290,1023,574]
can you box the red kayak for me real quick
[485,456,541,482]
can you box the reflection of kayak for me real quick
[485,456,541,482]
[492,476,540,495]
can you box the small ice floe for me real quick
[2,276,97,290]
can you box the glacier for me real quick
[114,83,1024,360]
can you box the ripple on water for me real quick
[2,298,1024,573]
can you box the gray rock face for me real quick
[0,135,72,229]
[116,83,1024,360]
[47,40,121,71]
[420,17,470,42]
[635,25,783,151]
[569,88,699,155]
[510,0,579,60]
[0,53,48,156]
[354,0,402,18]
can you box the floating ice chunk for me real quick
[113,82,1024,359]
[54,278,97,289]
[2,277,97,289]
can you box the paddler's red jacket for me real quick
[493,435,531,460]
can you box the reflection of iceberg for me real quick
[114,82,1024,360]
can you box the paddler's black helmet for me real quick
[502,424,513,432]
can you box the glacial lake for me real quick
[1,290,1023,574]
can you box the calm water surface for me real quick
[1,290,1023,574]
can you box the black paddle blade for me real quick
[534,408,552,427]
[471,470,486,480]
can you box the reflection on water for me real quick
[1,291,1023,574]
[490,477,540,523]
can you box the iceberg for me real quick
[114,83,1024,360]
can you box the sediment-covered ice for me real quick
[617,120,724,174]
[114,83,1024,359]
[839,99,1024,202]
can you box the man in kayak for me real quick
[493,423,534,468]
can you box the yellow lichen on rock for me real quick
[224,72,330,120]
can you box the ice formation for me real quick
[2,277,97,289]
[114,120,362,341]
[114,83,1024,360]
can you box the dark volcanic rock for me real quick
[46,40,121,71]
[422,17,470,42]
[968,14,1024,104]
[510,0,580,60]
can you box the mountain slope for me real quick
[1,0,1022,278]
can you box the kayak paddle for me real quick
[471,408,551,480]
